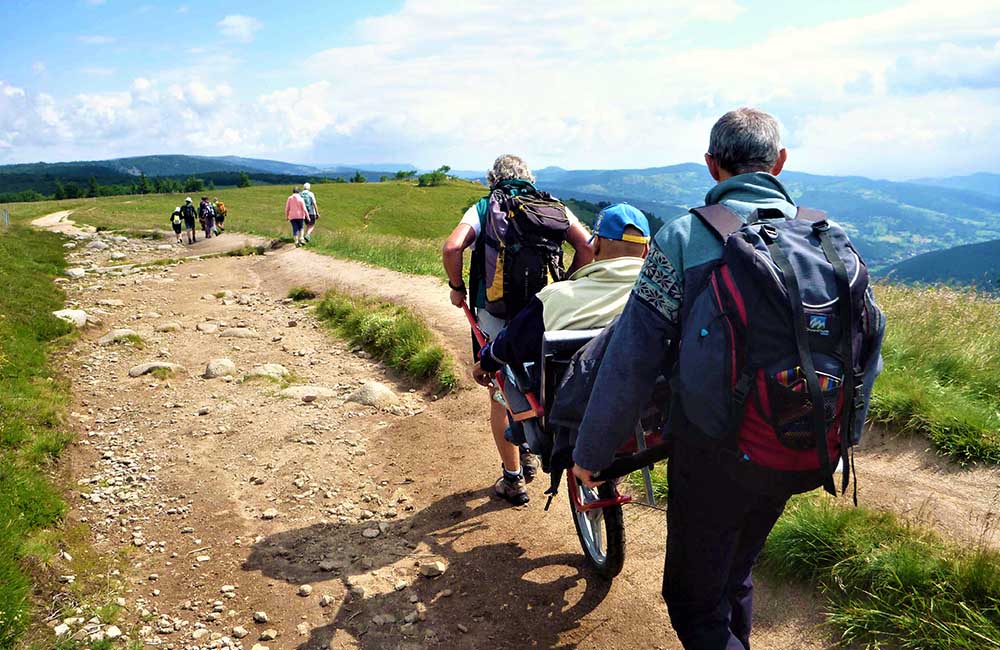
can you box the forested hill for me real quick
[885,238,1000,289]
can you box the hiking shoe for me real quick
[304,235,311,242]
[520,447,540,484]
[494,475,529,506]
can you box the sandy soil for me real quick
[31,212,1000,649]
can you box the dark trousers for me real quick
[663,439,789,650]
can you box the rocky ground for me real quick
[28,216,1000,650]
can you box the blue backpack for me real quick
[676,204,872,496]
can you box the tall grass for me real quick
[0,226,74,646]
[873,284,1000,464]
[763,496,1000,649]
[315,290,458,392]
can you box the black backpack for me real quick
[480,180,570,319]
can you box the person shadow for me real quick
[243,488,613,649]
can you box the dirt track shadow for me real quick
[244,489,613,649]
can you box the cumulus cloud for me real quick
[4,0,1000,177]
[217,14,262,43]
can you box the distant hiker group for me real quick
[443,108,886,650]
[171,196,227,245]
[285,183,321,247]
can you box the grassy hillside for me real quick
[872,284,1000,464]
[885,239,1000,289]
[0,227,74,646]
[5,180,485,276]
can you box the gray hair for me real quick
[487,154,535,187]
[708,108,782,175]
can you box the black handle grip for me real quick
[591,443,671,482]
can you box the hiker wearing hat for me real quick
[300,182,320,243]
[475,203,650,378]
[571,108,886,649]
[170,206,183,244]
[180,197,197,244]
[442,154,595,505]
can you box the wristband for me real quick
[448,280,466,292]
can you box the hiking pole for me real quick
[460,300,545,416]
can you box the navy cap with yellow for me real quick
[590,203,651,244]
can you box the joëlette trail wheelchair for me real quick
[464,303,670,579]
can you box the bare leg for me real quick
[489,388,520,473]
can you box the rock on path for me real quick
[346,381,400,409]
[128,361,185,377]
[53,309,90,328]
[279,385,336,400]
[204,358,237,379]
[98,328,139,345]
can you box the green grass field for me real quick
[4,179,483,276]
[0,226,74,647]
[763,496,1000,649]
[871,284,1000,465]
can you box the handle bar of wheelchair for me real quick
[591,442,671,483]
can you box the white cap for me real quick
[303,182,311,190]
[175,206,181,211]
[185,197,192,202]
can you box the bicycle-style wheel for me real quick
[569,480,625,578]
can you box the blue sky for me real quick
[1,0,998,179]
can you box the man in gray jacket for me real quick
[571,108,885,650]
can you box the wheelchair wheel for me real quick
[569,481,625,578]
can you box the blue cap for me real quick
[590,203,650,244]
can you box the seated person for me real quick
[475,203,651,378]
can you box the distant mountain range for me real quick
[3,154,999,282]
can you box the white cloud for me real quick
[217,14,262,43]
[4,0,1000,178]
[78,34,116,45]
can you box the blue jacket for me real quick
[572,173,886,472]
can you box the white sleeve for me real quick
[564,206,580,226]
[459,205,481,240]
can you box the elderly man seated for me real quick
[476,203,650,378]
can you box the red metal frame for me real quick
[566,471,632,513]
[461,300,545,416]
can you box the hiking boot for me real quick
[494,474,529,506]
[520,447,540,484]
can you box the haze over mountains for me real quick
[3,154,999,284]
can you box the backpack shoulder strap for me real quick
[795,206,827,222]
[690,204,743,242]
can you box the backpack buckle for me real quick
[733,372,753,406]
[812,220,830,232]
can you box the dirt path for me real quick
[33,214,1000,650]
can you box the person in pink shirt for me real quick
[285,187,310,247]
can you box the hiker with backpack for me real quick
[199,196,215,239]
[170,206,183,244]
[213,197,227,234]
[442,154,595,505]
[180,197,197,244]
[571,108,886,650]
[474,203,650,378]
[300,182,320,243]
